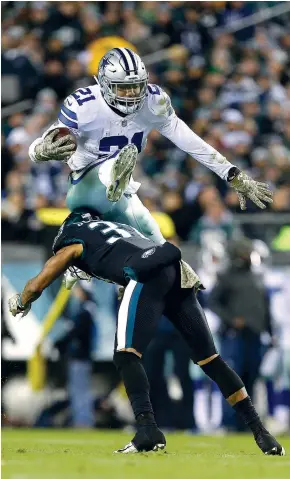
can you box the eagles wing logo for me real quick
[141,248,156,259]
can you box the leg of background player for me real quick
[164,288,285,456]
[113,265,177,453]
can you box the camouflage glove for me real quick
[118,287,125,301]
[228,169,273,210]
[180,260,205,292]
[34,129,75,162]
[63,267,92,290]
[8,293,31,318]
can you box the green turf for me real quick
[2,429,289,479]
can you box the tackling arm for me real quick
[8,244,83,317]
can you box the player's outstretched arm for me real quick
[152,90,273,210]
[162,117,273,209]
[8,244,83,318]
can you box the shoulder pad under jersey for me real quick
[59,85,100,129]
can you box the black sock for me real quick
[114,352,156,424]
[233,396,264,434]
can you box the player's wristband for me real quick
[17,294,26,311]
[227,167,241,182]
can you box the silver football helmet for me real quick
[96,48,148,115]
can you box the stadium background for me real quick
[1,1,290,434]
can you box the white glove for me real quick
[34,129,76,162]
[229,170,273,210]
[8,293,31,318]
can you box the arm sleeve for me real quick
[29,94,79,163]
[157,114,234,180]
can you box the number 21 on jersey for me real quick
[69,88,144,154]
[99,132,144,154]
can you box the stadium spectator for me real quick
[209,238,273,431]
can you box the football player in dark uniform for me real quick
[8,209,284,456]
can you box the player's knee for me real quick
[116,347,141,357]
[197,354,219,366]
[200,355,244,398]
[113,350,141,371]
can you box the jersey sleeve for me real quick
[28,94,80,163]
[149,87,234,180]
[58,94,79,130]
[147,84,175,122]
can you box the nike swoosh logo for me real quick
[113,179,120,193]
[67,100,73,106]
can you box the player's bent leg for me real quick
[199,354,285,456]
[67,147,138,212]
[66,164,113,214]
[107,193,165,244]
[165,288,218,365]
[165,289,285,456]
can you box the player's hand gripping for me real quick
[34,129,76,162]
[228,169,273,210]
[8,293,31,318]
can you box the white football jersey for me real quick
[29,83,233,179]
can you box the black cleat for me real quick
[114,426,166,454]
[254,426,285,456]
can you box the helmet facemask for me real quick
[96,49,149,115]
[98,76,148,114]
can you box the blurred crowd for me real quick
[2,1,290,244]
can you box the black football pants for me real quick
[115,263,217,363]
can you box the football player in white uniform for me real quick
[29,47,273,284]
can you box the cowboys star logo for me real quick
[102,56,112,69]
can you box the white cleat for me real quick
[114,442,138,454]
[265,446,286,456]
[114,442,166,454]
[106,144,138,202]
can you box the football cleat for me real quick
[106,144,138,202]
[114,442,138,454]
[114,426,166,454]
[254,426,285,456]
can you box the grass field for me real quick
[2,429,289,479]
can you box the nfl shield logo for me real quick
[122,120,127,127]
